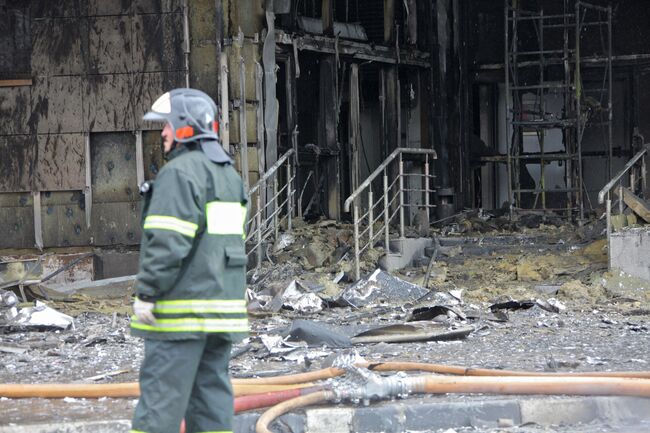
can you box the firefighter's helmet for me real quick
[144,88,231,163]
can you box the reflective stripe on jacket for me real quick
[131,145,249,341]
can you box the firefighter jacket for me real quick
[131,144,248,341]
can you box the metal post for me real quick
[273,175,279,239]
[182,0,190,87]
[286,160,292,231]
[239,39,249,190]
[399,158,405,239]
[353,203,360,280]
[606,196,611,270]
[539,9,546,211]
[642,154,648,195]
[256,191,263,269]
[84,133,92,229]
[135,130,144,187]
[33,191,43,250]
[368,189,374,247]
[220,52,230,149]
[618,183,624,214]
[504,0,513,218]
[383,172,390,253]
[424,158,430,222]
[576,0,584,221]
[607,6,613,182]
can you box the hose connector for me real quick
[332,367,412,406]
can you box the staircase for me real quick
[344,148,437,280]
[598,144,650,280]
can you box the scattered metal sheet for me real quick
[286,319,351,348]
[282,280,324,314]
[351,324,474,344]
[339,269,429,307]
[247,280,325,315]
[260,334,306,355]
[8,300,74,330]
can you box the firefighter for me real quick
[130,88,248,433]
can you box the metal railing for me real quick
[246,148,295,268]
[598,144,649,268]
[344,148,437,280]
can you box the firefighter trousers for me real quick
[131,334,233,433]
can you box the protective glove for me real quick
[133,297,157,325]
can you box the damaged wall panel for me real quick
[40,191,90,248]
[0,86,31,135]
[31,18,87,77]
[83,74,134,132]
[133,13,184,73]
[0,136,35,193]
[91,202,142,246]
[35,134,85,191]
[31,76,84,134]
[88,16,133,74]
[90,132,138,203]
[0,193,34,249]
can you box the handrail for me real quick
[597,143,648,272]
[249,148,295,195]
[598,144,649,204]
[344,147,437,280]
[246,148,295,269]
[344,148,437,212]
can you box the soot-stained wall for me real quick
[0,0,186,249]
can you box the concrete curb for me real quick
[2,396,650,433]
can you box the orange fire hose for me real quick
[3,361,650,399]
[233,362,650,386]
[0,382,314,399]
[412,374,650,397]
[255,390,335,433]
[363,361,650,379]
[255,375,650,433]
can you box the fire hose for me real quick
[2,361,650,399]
[255,373,650,433]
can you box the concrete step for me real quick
[3,396,650,433]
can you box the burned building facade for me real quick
[1,0,649,268]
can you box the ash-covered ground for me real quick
[1,215,649,431]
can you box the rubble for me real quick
[1,220,649,428]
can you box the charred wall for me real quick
[0,0,186,249]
